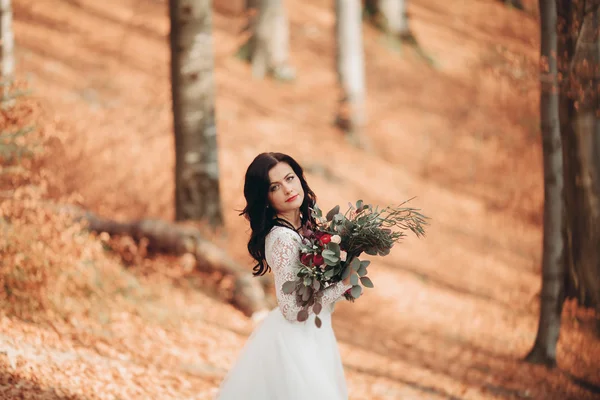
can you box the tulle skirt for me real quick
[215,308,348,400]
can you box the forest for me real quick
[0,0,598,399]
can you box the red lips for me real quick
[286,194,299,203]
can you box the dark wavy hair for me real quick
[239,152,317,276]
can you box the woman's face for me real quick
[267,162,304,214]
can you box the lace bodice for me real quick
[265,226,351,322]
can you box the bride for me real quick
[215,152,352,400]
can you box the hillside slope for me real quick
[2,0,598,399]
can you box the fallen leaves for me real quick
[1,0,598,399]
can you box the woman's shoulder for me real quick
[266,225,302,243]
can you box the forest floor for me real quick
[1,0,599,399]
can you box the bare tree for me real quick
[238,0,295,81]
[369,0,412,40]
[335,0,366,145]
[169,0,223,227]
[0,0,14,100]
[527,0,600,367]
[363,0,434,66]
[525,0,564,368]
[558,0,600,328]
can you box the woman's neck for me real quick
[276,210,302,230]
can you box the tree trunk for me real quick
[169,0,223,227]
[376,0,411,39]
[59,205,269,318]
[239,0,295,81]
[526,0,565,368]
[335,0,366,145]
[560,2,600,319]
[0,0,14,101]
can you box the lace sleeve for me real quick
[265,227,352,322]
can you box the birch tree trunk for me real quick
[377,0,411,39]
[0,0,14,101]
[169,0,223,227]
[242,0,295,81]
[525,0,565,368]
[335,0,366,145]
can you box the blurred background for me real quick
[0,0,598,399]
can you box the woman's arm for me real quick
[266,227,351,322]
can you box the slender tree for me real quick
[368,0,412,40]
[526,0,564,367]
[335,0,366,145]
[238,0,295,81]
[169,0,223,227]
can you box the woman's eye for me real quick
[270,185,278,192]
[287,176,294,181]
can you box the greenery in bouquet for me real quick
[282,199,428,327]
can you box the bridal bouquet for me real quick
[282,199,428,327]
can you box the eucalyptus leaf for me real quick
[341,265,351,280]
[357,265,367,277]
[360,276,374,288]
[315,316,322,328]
[322,249,336,258]
[378,248,391,256]
[327,242,340,255]
[349,258,361,271]
[313,280,321,291]
[365,248,378,256]
[313,302,323,315]
[297,309,309,322]
[356,200,364,209]
[324,256,339,266]
[324,269,335,279]
[304,277,312,287]
[282,281,296,294]
[326,205,340,222]
[350,273,359,286]
[360,260,371,268]
[302,288,311,301]
[350,285,362,298]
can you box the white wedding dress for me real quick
[215,226,351,400]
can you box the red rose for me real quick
[313,254,324,266]
[300,253,312,266]
[320,234,332,244]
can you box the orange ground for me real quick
[1,0,599,399]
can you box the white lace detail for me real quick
[265,226,351,322]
